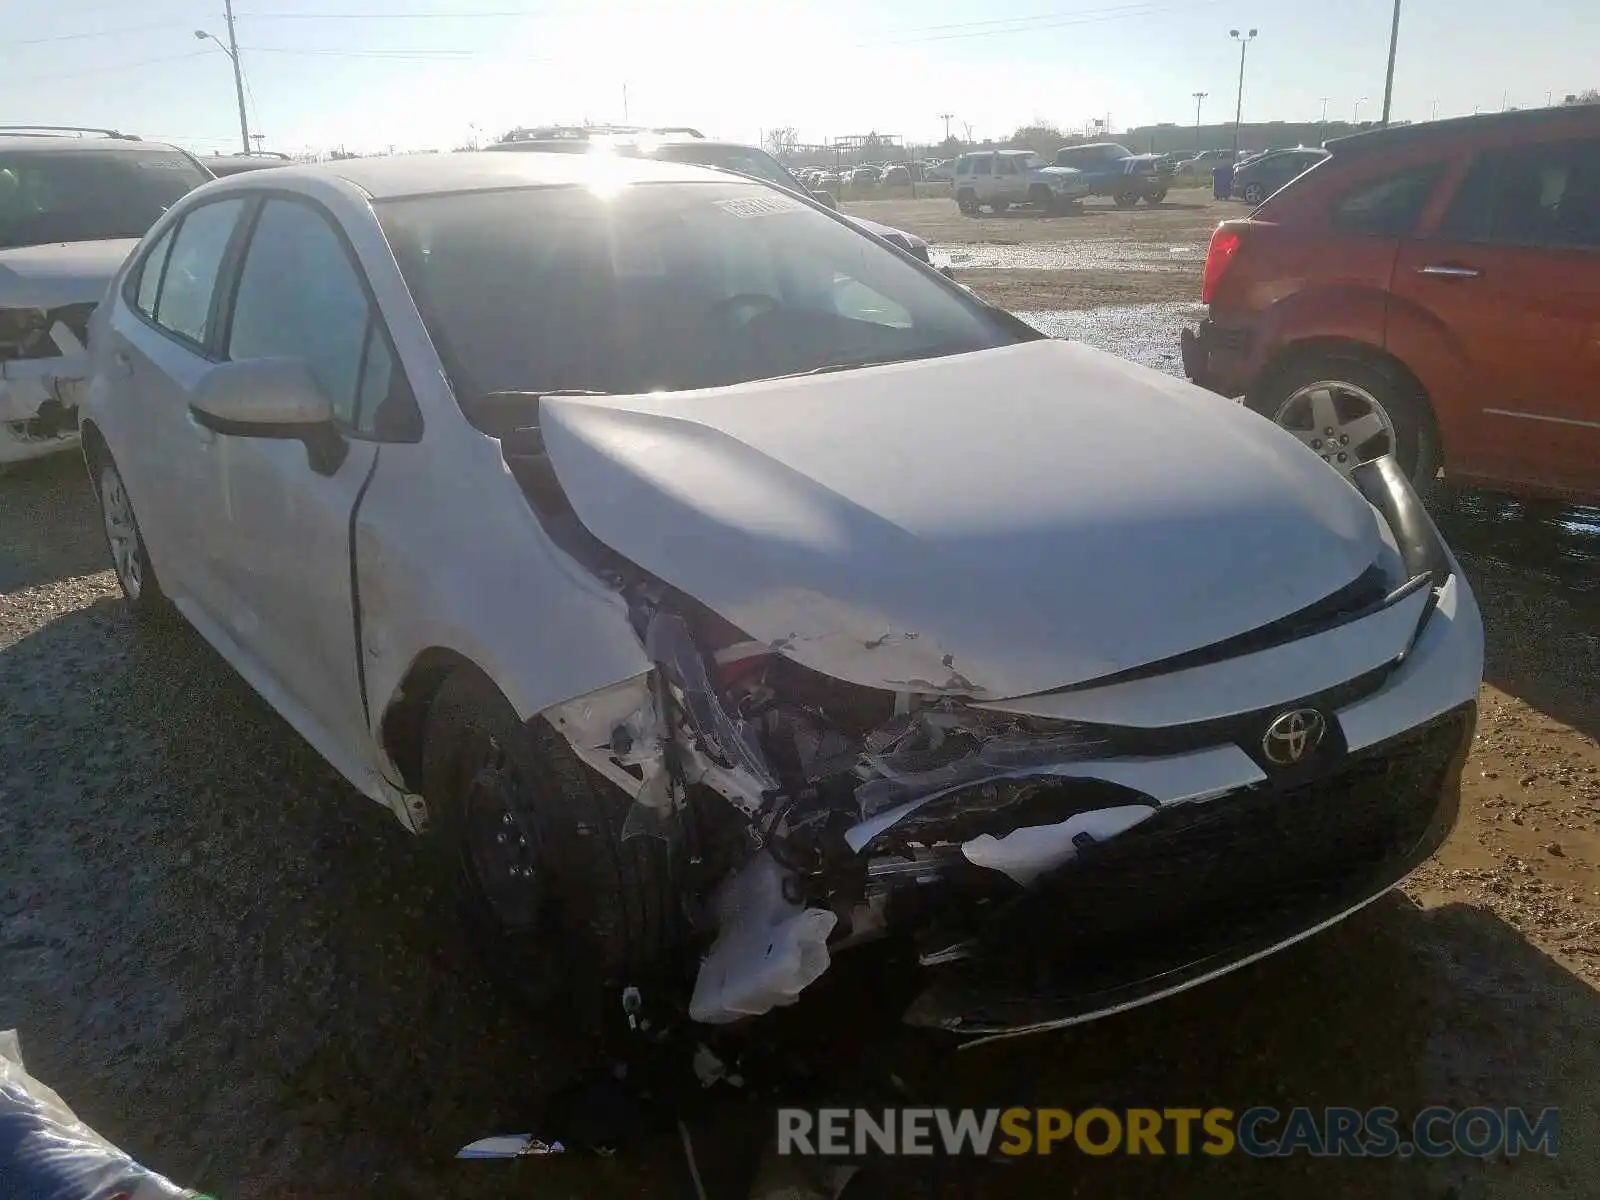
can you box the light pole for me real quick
[194,0,249,155]
[1353,96,1368,125]
[1380,0,1401,127]
[1318,96,1329,144]
[1229,28,1257,156]
[1192,91,1208,150]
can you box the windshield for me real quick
[0,148,211,250]
[1105,144,1136,159]
[377,181,1020,398]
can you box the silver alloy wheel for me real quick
[1243,183,1265,204]
[100,464,143,600]
[1272,379,1397,479]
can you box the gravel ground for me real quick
[3,226,1599,1197]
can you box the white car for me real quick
[951,149,1090,216]
[82,152,1482,1038]
[0,130,211,466]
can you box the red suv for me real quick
[1182,107,1600,503]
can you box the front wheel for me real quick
[1112,188,1140,208]
[420,671,678,1014]
[1143,186,1168,205]
[1247,356,1441,498]
[1029,185,1055,214]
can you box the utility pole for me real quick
[1318,96,1329,143]
[622,83,629,123]
[938,112,955,141]
[194,1,251,155]
[1229,28,1257,156]
[1380,0,1401,127]
[1354,96,1368,124]
[1192,91,1208,150]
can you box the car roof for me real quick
[0,134,184,155]
[226,150,731,200]
[1325,105,1600,159]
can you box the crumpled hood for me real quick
[539,339,1389,699]
[0,240,136,309]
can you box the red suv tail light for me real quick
[1201,227,1242,304]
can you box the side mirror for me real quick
[190,357,348,474]
[811,189,838,210]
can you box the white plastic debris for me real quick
[689,852,838,1024]
[960,804,1158,885]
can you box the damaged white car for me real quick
[81,152,1483,1041]
[0,130,212,465]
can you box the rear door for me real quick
[970,152,995,202]
[105,196,250,615]
[1393,136,1600,495]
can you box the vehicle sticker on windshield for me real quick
[715,194,805,219]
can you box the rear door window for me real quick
[132,225,175,317]
[1437,137,1600,249]
[973,156,992,177]
[997,156,1019,176]
[151,198,245,347]
[1329,165,1443,237]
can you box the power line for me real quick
[3,49,212,87]
[0,20,192,45]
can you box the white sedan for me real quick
[82,152,1483,1037]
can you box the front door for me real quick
[1393,136,1600,496]
[201,196,407,780]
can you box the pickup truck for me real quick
[951,149,1089,215]
[1051,142,1173,206]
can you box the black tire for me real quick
[1028,184,1055,214]
[90,451,172,622]
[1144,186,1168,204]
[956,189,979,216]
[1112,187,1140,208]
[1247,354,1443,501]
[420,671,678,1014]
[988,198,1009,214]
[1242,182,1266,205]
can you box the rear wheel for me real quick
[956,189,979,216]
[1242,182,1267,204]
[420,671,678,1014]
[93,454,171,621]
[1248,355,1442,498]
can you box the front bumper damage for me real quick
[0,315,90,462]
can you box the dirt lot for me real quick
[3,192,1599,1198]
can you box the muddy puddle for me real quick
[941,240,1205,271]
[1014,302,1204,375]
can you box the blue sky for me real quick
[3,0,1593,156]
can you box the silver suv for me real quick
[0,127,211,465]
[952,149,1088,216]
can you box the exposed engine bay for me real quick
[0,304,93,442]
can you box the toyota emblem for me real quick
[1261,708,1326,766]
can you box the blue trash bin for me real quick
[1212,163,1234,200]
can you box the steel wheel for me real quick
[100,463,144,600]
[1272,380,1397,479]
[457,732,546,931]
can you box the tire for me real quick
[1144,186,1168,205]
[988,198,1010,214]
[420,671,678,1016]
[1112,188,1140,208]
[1242,182,1266,205]
[1029,185,1055,214]
[92,452,171,621]
[956,189,979,216]
[1247,354,1442,500]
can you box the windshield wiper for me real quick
[769,348,947,381]
[461,388,611,437]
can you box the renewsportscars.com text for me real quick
[777,1106,1559,1159]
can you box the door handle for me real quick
[1416,263,1482,279]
